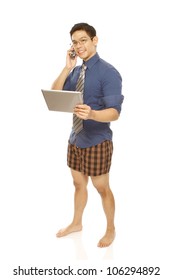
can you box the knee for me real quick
[73,179,88,190]
[73,180,82,189]
[94,184,108,197]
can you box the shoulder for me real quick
[95,57,121,79]
[95,58,122,84]
[101,58,121,74]
[68,65,81,78]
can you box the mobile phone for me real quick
[70,50,76,59]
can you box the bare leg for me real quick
[91,173,115,247]
[56,169,88,237]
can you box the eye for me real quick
[81,39,87,44]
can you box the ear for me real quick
[92,36,98,46]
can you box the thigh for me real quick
[91,173,110,189]
[71,168,89,188]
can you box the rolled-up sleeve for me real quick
[100,67,124,113]
[100,94,124,113]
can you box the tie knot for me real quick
[82,63,87,71]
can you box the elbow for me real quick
[51,83,55,90]
[111,109,120,121]
[51,82,58,90]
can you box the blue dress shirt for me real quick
[63,53,124,148]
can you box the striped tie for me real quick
[73,63,87,134]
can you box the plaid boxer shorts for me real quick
[67,140,113,176]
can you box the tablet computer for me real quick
[41,89,83,113]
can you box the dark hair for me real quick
[70,23,96,38]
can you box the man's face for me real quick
[71,30,98,61]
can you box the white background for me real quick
[0,0,172,279]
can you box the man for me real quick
[51,23,124,247]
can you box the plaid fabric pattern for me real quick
[67,140,113,176]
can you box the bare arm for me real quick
[74,105,119,122]
[51,67,71,90]
[51,48,77,90]
[90,107,119,121]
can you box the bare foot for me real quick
[56,224,82,238]
[97,229,116,248]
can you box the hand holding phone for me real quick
[69,49,76,59]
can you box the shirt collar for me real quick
[83,53,100,70]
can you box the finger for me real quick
[75,108,90,115]
[75,104,87,109]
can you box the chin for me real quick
[78,53,85,59]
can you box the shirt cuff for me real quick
[99,95,124,113]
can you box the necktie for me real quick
[73,63,87,134]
